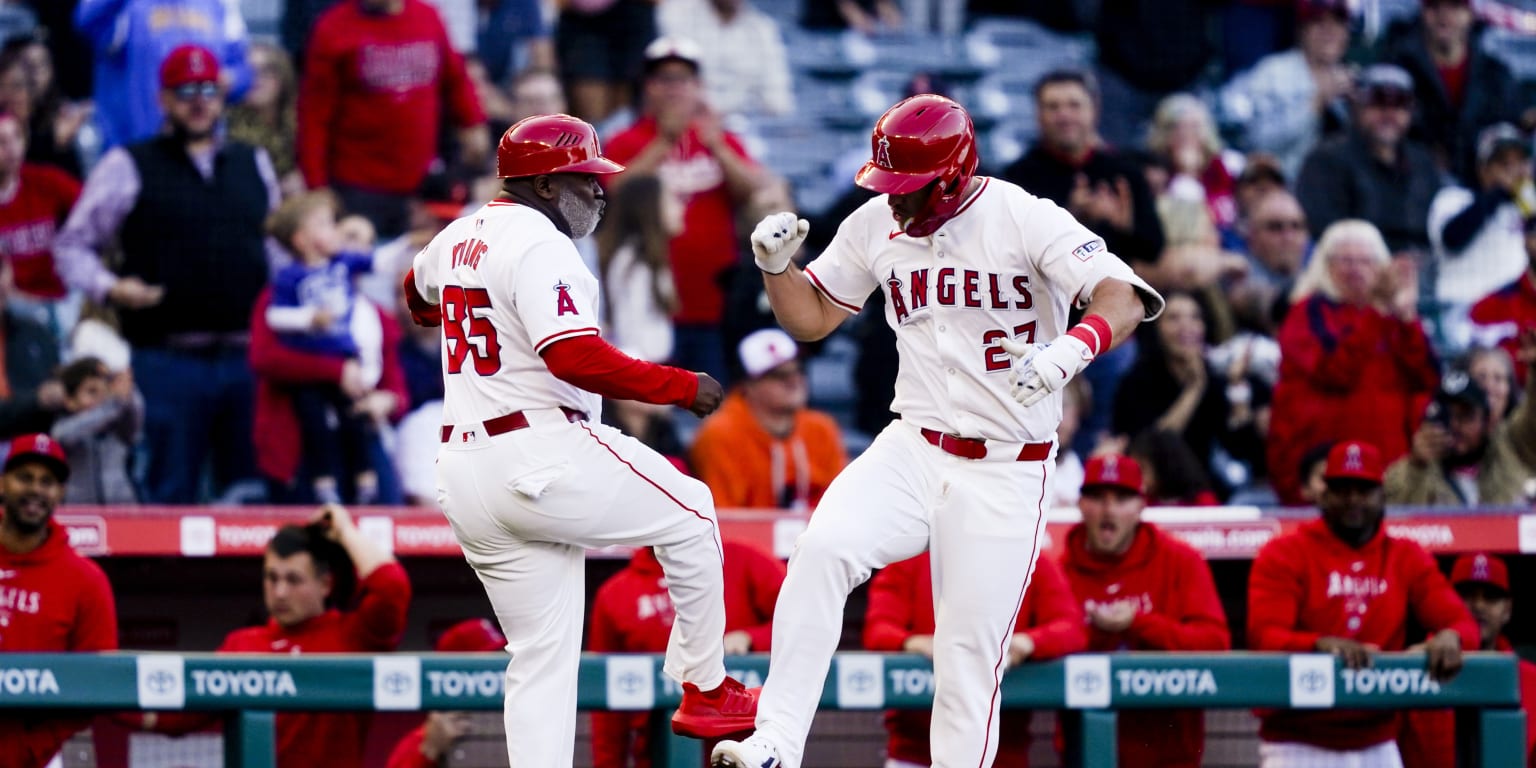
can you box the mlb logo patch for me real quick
[1072,240,1103,262]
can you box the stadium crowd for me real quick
[0,0,1535,765]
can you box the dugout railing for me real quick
[0,651,1523,767]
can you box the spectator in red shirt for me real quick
[604,37,768,384]
[1268,219,1440,504]
[386,618,507,768]
[0,433,117,768]
[298,0,488,239]
[1470,214,1536,386]
[1057,454,1230,767]
[0,110,81,338]
[1248,440,1478,768]
[587,540,785,768]
[864,551,1086,767]
[143,504,412,768]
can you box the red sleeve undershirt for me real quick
[541,335,699,409]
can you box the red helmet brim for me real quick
[855,162,936,195]
[562,157,626,175]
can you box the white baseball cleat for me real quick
[711,735,780,768]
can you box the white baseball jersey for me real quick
[804,177,1163,443]
[410,201,602,425]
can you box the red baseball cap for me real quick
[160,45,221,89]
[1081,454,1144,496]
[3,433,69,481]
[1323,440,1384,484]
[1451,553,1510,594]
[435,619,506,652]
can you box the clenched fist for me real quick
[689,372,725,417]
[750,212,809,275]
[998,335,1093,407]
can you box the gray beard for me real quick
[557,190,603,239]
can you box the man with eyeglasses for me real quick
[1295,63,1442,257]
[53,44,281,503]
[689,328,848,512]
[1229,189,1311,335]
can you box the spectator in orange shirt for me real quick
[689,328,848,511]
[864,552,1086,767]
[387,618,507,768]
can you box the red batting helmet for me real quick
[496,114,625,179]
[855,93,979,237]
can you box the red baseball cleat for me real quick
[671,676,760,738]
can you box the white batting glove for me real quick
[998,335,1094,407]
[750,212,809,275]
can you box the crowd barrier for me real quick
[0,651,1523,767]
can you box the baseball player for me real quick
[1248,440,1479,768]
[402,113,757,768]
[712,93,1165,768]
[1056,454,1230,767]
[0,434,118,768]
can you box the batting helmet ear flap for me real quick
[497,114,626,179]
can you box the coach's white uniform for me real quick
[754,178,1162,768]
[412,200,728,767]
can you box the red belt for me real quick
[441,407,587,443]
[919,428,1052,462]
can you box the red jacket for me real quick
[248,287,410,484]
[154,562,411,768]
[385,725,434,768]
[0,164,80,299]
[863,552,1086,767]
[1058,523,1230,768]
[1400,634,1536,768]
[298,0,484,194]
[0,519,118,768]
[1469,271,1535,386]
[603,118,756,325]
[587,541,785,768]
[1247,519,1478,751]
[1267,296,1439,504]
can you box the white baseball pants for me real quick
[754,420,1053,768]
[1259,740,1404,768]
[435,408,727,767]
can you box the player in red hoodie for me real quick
[0,433,117,768]
[144,504,412,768]
[864,551,1086,767]
[387,618,507,768]
[588,539,786,767]
[1248,440,1478,767]
[1400,553,1536,768]
[1057,454,1230,768]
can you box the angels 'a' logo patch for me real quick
[1072,240,1103,262]
[554,281,578,316]
[875,135,893,169]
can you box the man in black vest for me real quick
[53,44,278,503]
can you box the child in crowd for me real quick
[265,190,381,504]
[51,348,141,504]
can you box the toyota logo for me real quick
[382,672,414,696]
[1072,672,1103,694]
[618,671,645,695]
[146,670,177,694]
[1297,670,1328,693]
[847,670,875,693]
